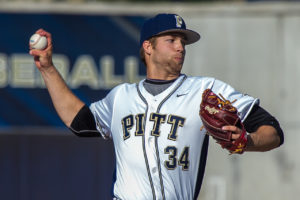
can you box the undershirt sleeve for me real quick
[243,104,284,146]
[69,105,100,137]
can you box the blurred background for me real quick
[0,0,298,200]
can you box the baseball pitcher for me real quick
[29,13,284,200]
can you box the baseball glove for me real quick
[199,89,247,154]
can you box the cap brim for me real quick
[156,29,200,45]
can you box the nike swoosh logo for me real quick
[176,93,188,97]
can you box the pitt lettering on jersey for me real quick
[167,115,185,141]
[135,114,145,136]
[150,113,167,137]
[122,113,185,141]
[121,114,134,140]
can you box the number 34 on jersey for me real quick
[121,112,190,171]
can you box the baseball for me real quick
[29,33,47,50]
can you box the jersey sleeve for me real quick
[243,104,284,145]
[89,86,120,139]
[210,79,259,122]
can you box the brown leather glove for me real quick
[199,89,247,154]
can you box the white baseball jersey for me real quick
[90,74,259,200]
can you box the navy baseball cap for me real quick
[139,13,200,47]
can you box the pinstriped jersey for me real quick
[90,74,258,200]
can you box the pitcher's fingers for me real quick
[231,133,242,140]
[222,125,243,140]
[36,29,51,39]
[35,29,52,47]
[222,125,238,132]
[29,49,42,56]
[36,28,46,35]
